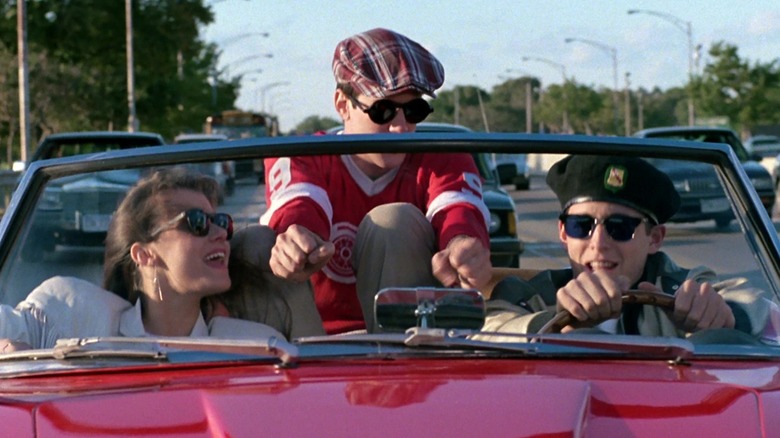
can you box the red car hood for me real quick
[2,358,780,437]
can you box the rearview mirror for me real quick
[374,288,485,332]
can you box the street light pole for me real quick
[125,0,138,132]
[260,81,291,112]
[17,0,30,161]
[522,56,569,133]
[624,72,632,135]
[565,37,619,134]
[220,32,270,47]
[224,53,273,76]
[506,68,538,133]
[628,8,695,126]
[235,68,264,77]
[179,32,269,81]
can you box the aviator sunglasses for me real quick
[347,94,433,125]
[151,208,234,240]
[560,214,650,242]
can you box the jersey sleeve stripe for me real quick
[426,190,490,231]
[260,182,334,226]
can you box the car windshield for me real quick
[1,136,779,374]
[645,130,752,162]
[34,136,164,160]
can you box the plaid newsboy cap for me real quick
[546,155,681,224]
[332,28,445,98]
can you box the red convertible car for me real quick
[1,132,779,437]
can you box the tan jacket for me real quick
[483,252,771,338]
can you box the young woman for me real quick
[0,167,284,350]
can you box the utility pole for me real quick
[453,87,460,126]
[506,69,537,133]
[637,90,644,132]
[17,0,30,162]
[525,81,533,133]
[522,56,569,133]
[126,0,138,132]
[628,9,695,126]
[475,87,489,132]
[624,72,632,136]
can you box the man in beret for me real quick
[260,28,491,334]
[483,155,768,337]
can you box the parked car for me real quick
[13,131,165,172]
[321,122,524,267]
[173,133,235,199]
[634,126,776,227]
[16,131,167,259]
[2,133,780,436]
[771,155,780,189]
[472,151,524,267]
[746,134,780,158]
[390,122,531,190]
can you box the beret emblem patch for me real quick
[604,165,626,192]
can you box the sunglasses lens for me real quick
[363,99,432,124]
[604,216,642,242]
[185,209,210,236]
[562,214,643,242]
[213,213,234,240]
[403,98,433,124]
[563,215,594,239]
[366,100,398,124]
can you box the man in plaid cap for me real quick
[483,155,771,338]
[260,28,491,334]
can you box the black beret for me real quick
[546,155,681,224]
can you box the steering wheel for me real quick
[536,290,675,335]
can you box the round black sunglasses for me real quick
[347,94,433,125]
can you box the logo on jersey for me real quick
[322,222,357,284]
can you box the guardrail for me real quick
[0,170,20,216]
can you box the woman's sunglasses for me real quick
[347,94,433,125]
[560,214,650,242]
[151,208,233,240]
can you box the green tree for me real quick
[293,115,341,135]
[488,76,541,133]
[697,42,780,134]
[0,0,239,148]
[429,85,492,131]
[638,86,687,130]
[565,81,605,135]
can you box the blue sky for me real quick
[203,0,780,131]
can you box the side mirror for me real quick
[374,287,485,332]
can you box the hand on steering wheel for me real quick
[537,289,675,334]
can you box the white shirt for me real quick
[1,276,284,349]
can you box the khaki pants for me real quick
[353,203,439,332]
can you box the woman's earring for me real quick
[153,268,163,301]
